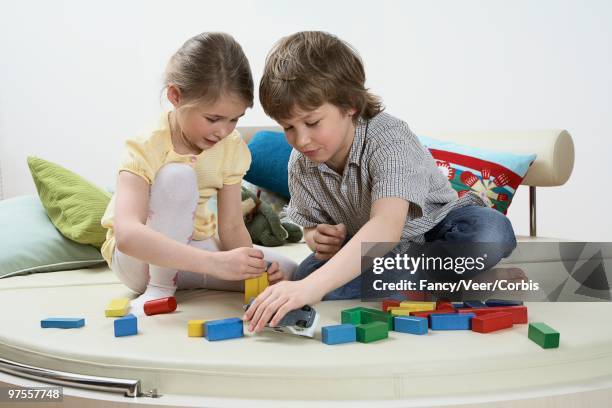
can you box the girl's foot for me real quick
[130,285,176,316]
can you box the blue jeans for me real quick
[293,205,517,300]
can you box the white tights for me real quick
[110,163,297,309]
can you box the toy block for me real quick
[452,302,465,309]
[410,309,457,320]
[400,290,430,301]
[458,306,527,324]
[463,300,488,308]
[389,308,416,316]
[188,319,207,337]
[114,314,137,337]
[485,299,524,307]
[341,307,365,325]
[382,299,401,312]
[399,301,436,311]
[471,312,513,333]
[244,262,272,304]
[322,324,357,345]
[258,272,269,293]
[394,316,428,335]
[143,296,177,316]
[430,313,475,330]
[244,277,259,304]
[41,318,85,329]
[528,322,560,349]
[361,308,394,330]
[105,298,130,317]
[435,302,456,312]
[356,321,388,343]
[205,317,244,341]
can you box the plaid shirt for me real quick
[286,112,484,243]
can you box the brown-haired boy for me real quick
[243,31,520,332]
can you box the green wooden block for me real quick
[361,309,394,331]
[341,307,364,325]
[356,321,389,343]
[528,322,560,349]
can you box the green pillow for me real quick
[27,156,111,249]
[0,195,105,278]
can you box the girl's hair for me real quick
[259,31,383,122]
[164,32,254,108]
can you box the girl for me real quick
[101,32,297,315]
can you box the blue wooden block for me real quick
[205,317,244,341]
[394,316,428,335]
[485,299,524,307]
[114,314,137,337]
[463,300,488,308]
[430,313,475,330]
[452,302,465,309]
[41,317,85,329]
[322,324,357,345]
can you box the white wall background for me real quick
[1,0,610,240]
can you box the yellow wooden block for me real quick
[258,272,269,292]
[399,301,435,311]
[188,320,206,337]
[244,277,259,304]
[389,308,414,316]
[105,298,130,317]
[388,306,434,315]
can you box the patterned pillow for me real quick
[418,136,537,214]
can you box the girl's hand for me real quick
[242,280,324,332]
[266,262,285,285]
[210,247,266,280]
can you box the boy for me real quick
[243,31,519,332]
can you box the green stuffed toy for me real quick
[241,187,303,246]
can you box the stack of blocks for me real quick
[379,297,559,347]
[321,307,391,345]
[244,264,271,304]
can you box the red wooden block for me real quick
[471,312,513,333]
[382,299,401,312]
[458,306,527,324]
[144,297,177,316]
[400,291,431,301]
[436,302,455,312]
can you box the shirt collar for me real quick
[305,116,369,171]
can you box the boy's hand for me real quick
[242,280,323,332]
[313,223,346,260]
[266,261,285,284]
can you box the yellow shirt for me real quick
[100,112,251,266]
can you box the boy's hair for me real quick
[259,31,383,122]
[164,32,254,108]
